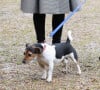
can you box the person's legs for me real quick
[52,14,65,44]
[33,14,46,43]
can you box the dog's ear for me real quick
[26,43,31,47]
[34,47,43,54]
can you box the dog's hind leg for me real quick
[62,58,69,74]
[70,53,81,75]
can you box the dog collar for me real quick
[43,45,46,51]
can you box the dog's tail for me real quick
[66,31,73,43]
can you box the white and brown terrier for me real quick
[22,31,81,82]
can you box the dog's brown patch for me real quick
[37,55,49,68]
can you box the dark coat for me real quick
[21,0,80,14]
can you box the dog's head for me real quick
[22,43,43,64]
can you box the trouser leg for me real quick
[33,13,46,43]
[52,14,65,44]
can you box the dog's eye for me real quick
[28,54,32,57]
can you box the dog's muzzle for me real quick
[22,60,26,64]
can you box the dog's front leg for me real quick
[47,62,54,82]
[41,68,47,80]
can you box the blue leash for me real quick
[50,0,86,37]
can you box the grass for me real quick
[0,0,100,90]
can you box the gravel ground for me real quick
[0,0,100,90]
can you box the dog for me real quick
[22,31,81,82]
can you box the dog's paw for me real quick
[77,71,81,75]
[41,76,47,80]
[41,72,47,80]
[47,78,52,83]
[61,68,70,74]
